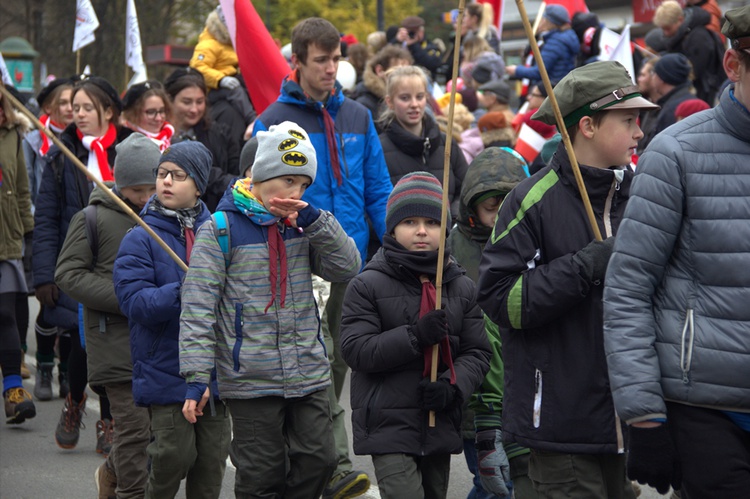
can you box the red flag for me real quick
[477,0,504,31]
[515,123,547,164]
[546,0,589,18]
[219,0,289,114]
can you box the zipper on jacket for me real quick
[232,303,244,372]
[338,132,350,179]
[422,137,430,166]
[602,171,622,239]
[533,368,542,428]
[680,308,695,384]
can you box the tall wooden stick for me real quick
[430,0,467,428]
[0,84,189,272]
[76,50,81,75]
[515,0,602,241]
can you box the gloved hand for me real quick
[35,283,59,307]
[573,237,615,283]
[411,309,450,349]
[627,423,682,494]
[419,378,456,411]
[219,76,241,90]
[476,428,511,497]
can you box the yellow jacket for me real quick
[189,11,238,89]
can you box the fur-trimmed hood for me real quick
[205,10,231,46]
[362,66,386,100]
[1,111,32,134]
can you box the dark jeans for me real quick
[667,401,750,498]
[227,389,336,499]
[0,292,22,379]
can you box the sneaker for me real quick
[55,393,86,449]
[96,419,114,456]
[20,354,30,379]
[94,461,117,499]
[58,367,69,399]
[34,362,54,401]
[322,470,371,499]
[4,387,36,424]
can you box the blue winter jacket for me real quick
[515,28,580,86]
[113,198,217,407]
[253,76,393,263]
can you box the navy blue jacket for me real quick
[33,124,130,328]
[113,199,217,407]
[515,28,580,87]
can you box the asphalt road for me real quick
[0,297,670,498]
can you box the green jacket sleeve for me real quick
[469,315,504,430]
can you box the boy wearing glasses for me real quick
[114,141,231,498]
[179,121,361,498]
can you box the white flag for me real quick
[73,0,99,52]
[607,25,635,84]
[0,52,12,86]
[125,0,147,80]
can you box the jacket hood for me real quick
[668,7,711,49]
[88,182,144,215]
[456,147,528,239]
[362,66,386,99]
[204,10,231,46]
[280,72,345,113]
[215,180,243,214]
[0,112,32,134]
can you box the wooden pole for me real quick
[515,0,602,241]
[0,84,189,272]
[76,50,81,75]
[430,0,467,428]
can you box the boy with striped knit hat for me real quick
[340,172,491,498]
[179,121,361,498]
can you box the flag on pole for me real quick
[515,123,547,163]
[218,0,290,114]
[477,0,505,36]
[606,25,635,84]
[73,0,99,52]
[0,52,12,86]
[126,0,148,86]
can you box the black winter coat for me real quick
[341,248,491,456]
[379,117,468,217]
[189,119,240,212]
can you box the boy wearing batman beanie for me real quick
[340,172,491,498]
[179,122,361,498]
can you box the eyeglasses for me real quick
[144,108,167,118]
[153,167,189,181]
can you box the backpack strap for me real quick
[82,205,99,269]
[212,211,231,267]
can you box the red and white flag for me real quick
[73,0,99,52]
[515,123,547,163]
[219,0,290,114]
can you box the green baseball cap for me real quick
[723,5,750,50]
[532,61,659,128]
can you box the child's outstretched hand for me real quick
[268,198,308,227]
[182,387,210,424]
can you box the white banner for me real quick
[607,25,635,84]
[125,0,147,81]
[0,52,12,86]
[73,0,99,52]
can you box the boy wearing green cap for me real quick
[604,6,750,497]
[475,61,658,498]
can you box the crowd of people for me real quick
[1,1,749,498]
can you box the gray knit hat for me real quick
[240,136,258,175]
[114,133,161,190]
[252,121,317,183]
[159,141,212,194]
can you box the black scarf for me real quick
[382,235,451,280]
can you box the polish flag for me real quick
[218,0,290,114]
[515,123,547,163]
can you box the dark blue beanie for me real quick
[159,141,212,194]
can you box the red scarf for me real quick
[185,227,195,265]
[265,222,288,313]
[419,276,457,385]
[77,123,117,182]
[38,114,66,157]
[131,122,175,152]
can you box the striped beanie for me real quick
[386,171,447,234]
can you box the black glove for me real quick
[35,283,59,307]
[419,378,456,411]
[411,309,450,349]
[627,424,682,494]
[573,237,615,283]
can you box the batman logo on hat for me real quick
[278,138,299,151]
[282,152,308,166]
[288,129,306,140]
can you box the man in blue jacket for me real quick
[254,16,392,499]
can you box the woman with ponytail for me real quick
[33,76,129,457]
[122,80,174,152]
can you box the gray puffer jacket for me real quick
[604,86,750,424]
